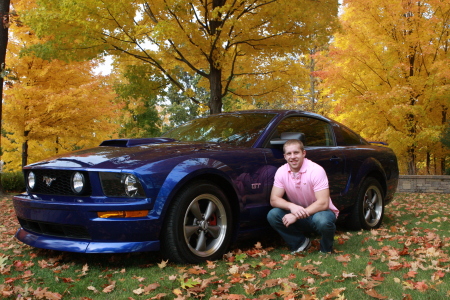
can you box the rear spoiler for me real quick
[369,141,388,147]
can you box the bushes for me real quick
[1,171,25,193]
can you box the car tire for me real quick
[348,178,384,230]
[161,180,233,264]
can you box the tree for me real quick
[114,64,209,136]
[114,64,165,138]
[21,0,339,114]
[2,7,121,171]
[317,0,450,175]
[0,0,11,192]
[2,56,122,170]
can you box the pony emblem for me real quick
[43,176,57,187]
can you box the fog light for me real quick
[97,210,149,218]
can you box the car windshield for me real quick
[162,113,276,147]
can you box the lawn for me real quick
[1,193,449,299]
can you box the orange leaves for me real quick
[334,254,351,265]
[318,0,450,175]
[3,13,122,171]
[364,289,388,299]
[1,194,450,299]
[102,280,116,293]
[132,283,160,295]
[402,280,431,292]
[19,0,341,115]
[32,287,63,300]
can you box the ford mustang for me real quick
[13,110,399,263]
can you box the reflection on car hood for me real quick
[25,139,230,170]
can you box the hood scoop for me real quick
[100,138,176,147]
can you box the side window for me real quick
[339,126,368,146]
[269,116,334,146]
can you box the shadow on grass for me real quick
[26,228,288,269]
[29,248,165,269]
[42,223,356,268]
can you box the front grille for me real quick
[27,170,92,196]
[18,218,91,240]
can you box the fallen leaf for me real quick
[414,281,429,291]
[33,287,63,300]
[342,272,357,279]
[102,281,116,293]
[143,283,160,293]
[243,282,260,295]
[365,264,375,278]
[335,254,351,264]
[365,289,388,299]
[87,286,99,293]
[133,287,144,295]
[158,260,168,269]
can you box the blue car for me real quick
[13,110,399,263]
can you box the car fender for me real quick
[352,157,388,198]
[149,157,237,221]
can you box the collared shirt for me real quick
[273,158,339,217]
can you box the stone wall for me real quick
[397,175,450,193]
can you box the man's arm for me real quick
[304,188,330,216]
[270,186,310,220]
[271,186,330,220]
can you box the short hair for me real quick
[283,139,305,153]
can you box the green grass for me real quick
[1,193,449,299]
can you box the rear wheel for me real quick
[161,181,233,264]
[348,178,384,230]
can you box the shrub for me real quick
[1,171,25,193]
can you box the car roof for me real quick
[221,109,333,123]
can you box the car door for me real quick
[263,115,349,204]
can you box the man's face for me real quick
[283,143,306,172]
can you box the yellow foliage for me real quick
[20,0,339,113]
[317,0,450,174]
[2,3,122,171]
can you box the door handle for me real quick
[330,156,343,162]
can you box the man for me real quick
[267,139,339,253]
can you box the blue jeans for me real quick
[267,208,336,253]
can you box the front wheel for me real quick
[348,178,384,230]
[161,181,233,264]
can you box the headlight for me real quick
[71,172,85,194]
[123,174,140,197]
[100,172,146,198]
[27,171,36,190]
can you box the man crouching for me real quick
[267,139,339,254]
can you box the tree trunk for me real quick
[209,65,222,114]
[208,0,225,115]
[406,109,417,175]
[406,146,416,175]
[22,131,29,167]
[441,157,446,175]
[309,48,317,112]
[0,0,11,193]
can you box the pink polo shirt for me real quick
[273,158,339,217]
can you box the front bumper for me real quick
[15,228,160,253]
[13,193,162,253]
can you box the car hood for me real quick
[25,138,231,170]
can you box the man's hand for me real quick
[282,213,298,227]
[289,203,310,219]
